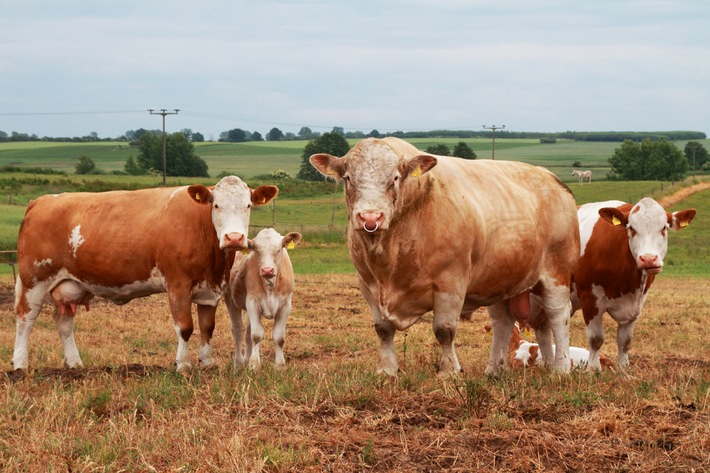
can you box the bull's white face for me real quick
[248,228,301,281]
[309,139,437,234]
[188,176,279,250]
[600,197,696,274]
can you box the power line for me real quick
[482,124,505,160]
[148,109,180,187]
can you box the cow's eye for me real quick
[213,204,220,210]
[629,227,637,237]
[661,228,667,237]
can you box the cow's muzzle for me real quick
[221,232,246,249]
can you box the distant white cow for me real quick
[225,228,302,369]
[572,169,592,185]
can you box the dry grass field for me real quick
[1,272,708,472]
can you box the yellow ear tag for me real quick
[260,197,266,204]
[195,193,201,201]
[411,165,422,177]
[522,327,532,338]
[680,221,688,228]
[612,216,621,226]
[326,167,338,176]
[286,241,295,250]
[241,248,250,255]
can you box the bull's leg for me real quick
[616,319,637,372]
[373,313,398,376]
[272,300,291,368]
[485,301,515,376]
[53,306,83,369]
[168,292,194,371]
[539,283,572,374]
[528,294,554,366]
[246,298,264,370]
[584,311,606,371]
[197,304,216,368]
[432,292,463,375]
[224,297,247,367]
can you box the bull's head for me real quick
[309,138,437,234]
[187,176,279,250]
[599,197,695,274]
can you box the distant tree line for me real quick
[2,127,705,144]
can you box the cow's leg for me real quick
[585,314,605,371]
[197,304,216,368]
[168,291,194,371]
[272,300,291,368]
[12,286,43,371]
[538,283,572,373]
[246,298,264,370]
[433,292,463,375]
[485,301,515,376]
[616,319,637,372]
[53,306,83,369]
[224,298,247,367]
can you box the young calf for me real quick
[484,322,613,370]
[224,228,301,369]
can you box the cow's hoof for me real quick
[6,369,27,383]
[376,367,398,377]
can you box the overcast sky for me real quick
[1,0,708,140]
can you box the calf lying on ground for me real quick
[224,228,302,369]
[484,323,614,370]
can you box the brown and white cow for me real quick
[13,176,278,372]
[310,137,580,376]
[571,198,696,372]
[224,228,301,369]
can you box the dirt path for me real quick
[657,181,710,208]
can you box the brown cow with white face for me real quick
[572,198,696,372]
[13,176,278,373]
[310,137,580,376]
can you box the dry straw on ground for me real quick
[1,275,708,472]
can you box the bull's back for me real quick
[431,158,578,288]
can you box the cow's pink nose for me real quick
[357,211,383,232]
[638,254,661,269]
[223,232,245,248]
[260,267,275,278]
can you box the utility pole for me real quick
[482,124,505,160]
[148,109,180,186]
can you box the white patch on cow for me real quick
[68,225,85,257]
[33,258,52,268]
[174,325,192,371]
[578,200,625,257]
[62,266,167,303]
[192,281,221,306]
[590,283,646,326]
[166,186,188,208]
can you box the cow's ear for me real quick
[251,185,279,206]
[407,155,437,177]
[669,208,696,231]
[599,207,628,227]
[282,232,302,250]
[187,185,212,205]
[309,154,345,180]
